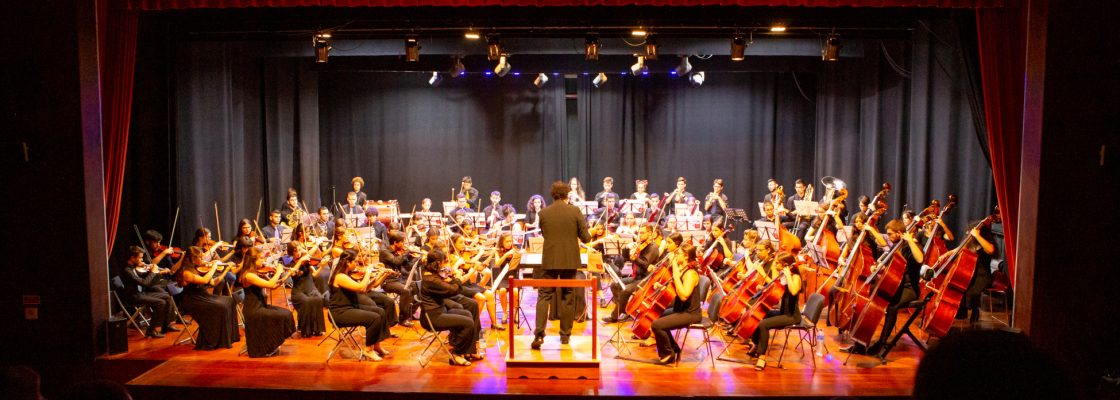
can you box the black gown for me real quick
[241,284,296,357]
[181,283,240,350]
[289,260,326,337]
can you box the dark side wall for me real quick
[0,0,108,397]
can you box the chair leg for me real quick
[777,328,791,368]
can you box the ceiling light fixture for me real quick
[449,56,466,77]
[689,71,705,86]
[730,36,747,61]
[493,55,511,77]
[585,36,600,61]
[313,31,332,63]
[644,37,658,60]
[464,29,481,40]
[405,38,420,62]
[593,72,608,88]
[534,73,549,87]
[630,55,648,76]
[487,37,502,61]
[631,27,648,37]
[673,55,692,75]
[770,25,787,32]
[428,71,443,87]
[822,34,841,61]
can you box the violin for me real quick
[155,244,185,260]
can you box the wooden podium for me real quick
[506,277,599,380]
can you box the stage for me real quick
[96,286,1011,399]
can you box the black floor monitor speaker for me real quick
[106,317,128,355]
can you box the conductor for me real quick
[531,181,592,350]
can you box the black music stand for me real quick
[876,293,932,363]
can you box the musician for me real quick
[310,207,335,239]
[848,218,924,355]
[901,210,916,229]
[946,221,996,326]
[482,191,514,232]
[593,196,620,229]
[452,193,473,217]
[746,252,802,371]
[450,233,501,331]
[284,235,326,337]
[141,230,178,273]
[363,207,390,245]
[631,179,650,203]
[594,176,620,208]
[419,250,482,366]
[420,197,433,212]
[280,188,304,226]
[238,247,296,357]
[782,179,813,233]
[191,227,233,265]
[567,177,587,204]
[260,210,289,243]
[704,179,730,221]
[762,179,784,207]
[532,181,592,350]
[734,229,761,262]
[351,176,368,206]
[616,213,641,238]
[488,233,519,326]
[177,247,240,350]
[120,246,178,338]
[705,218,735,272]
[328,249,390,361]
[827,213,885,309]
[669,176,692,204]
[602,223,668,323]
[379,231,418,327]
[458,176,480,211]
[650,242,703,365]
[523,194,545,235]
[851,195,871,225]
[342,192,365,227]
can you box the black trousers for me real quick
[608,277,639,318]
[382,280,415,321]
[447,295,481,339]
[131,291,174,331]
[356,295,393,343]
[331,306,385,346]
[363,291,399,327]
[875,286,918,346]
[421,308,478,355]
[652,311,701,358]
[751,310,800,354]
[534,268,577,338]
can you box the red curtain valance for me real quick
[127,0,1019,10]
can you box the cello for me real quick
[831,205,887,329]
[730,253,796,342]
[920,215,996,338]
[630,237,721,339]
[845,213,925,349]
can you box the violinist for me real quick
[745,252,802,371]
[191,227,233,264]
[845,219,924,355]
[594,176,620,208]
[234,218,265,247]
[141,230,179,273]
[704,179,730,221]
[419,250,481,366]
[120,246,179,338]
[351,176,368,206]
[649,242,703,365]
[450,233,501,331]
[458,176,480,211]
[342,192,365,226]
[260,210,289,243]
[285,227,326,337]
[487,233,519,326]
[238,247,296,357]
[593,196,620,229]
[177,246,240,350]
[280,188,305,227]
[310,207,335,239]
[602,224,671,323]
[379,231,418,327]
[328,250,390,361]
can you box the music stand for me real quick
[794,200,818,220]
[441,201,458,216]
[756,202,768,219]
[576,201,598,216]
[618,199,646,216]
[465,212,487,229]
[726,208,749,224]
[754,220,780,246]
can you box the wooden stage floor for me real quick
[100,287,1008,399]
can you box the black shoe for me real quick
[560,336,570,345]
[867,342,884,356]
[146,330,165,339]
[162,325,182,333]
[601,316,619,323]
[840,344,867,354]
[617,314,633,322]
[389,332,400,339]
[531,336,544,350]
[399,320,415,328]
[655,353,675,365]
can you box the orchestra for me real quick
[121,174,1000,372]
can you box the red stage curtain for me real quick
[127,0,1017,10]
[976,7,1024,283]
[100,0,139,253]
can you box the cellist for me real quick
[843,218,924,355]
[649,242,702,365]
[745,252,801,371]
[602,224,669,323]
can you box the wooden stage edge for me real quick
[100,288,1011,399]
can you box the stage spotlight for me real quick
[429,71,443,87]
[464,29,480,40]
[730,36,747,61]
[770,25,787,32]
[450,56,466,77]
[534,73,549,87]
[585,36,600,60]
[631,27,648,37]
[673,55,692,75]
[593,72,608,88]
[630,55,647,76]
[494,55,511,77]
[689,71,705,86]
[822,34,841,61]
[487,37,502,61]
[644,37,658,60]
[313,31,332,63]
[405,38,420,62]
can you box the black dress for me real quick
[242,284,296,357]
[181,283,240,350]
[289,259,326,337]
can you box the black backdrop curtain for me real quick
[157,19,989,244]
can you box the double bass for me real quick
[845,212,924,348]
[831,204,888,329]
[920,215,996,338]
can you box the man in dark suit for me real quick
[532,181,591,349]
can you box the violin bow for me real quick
[167,205,181,250]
